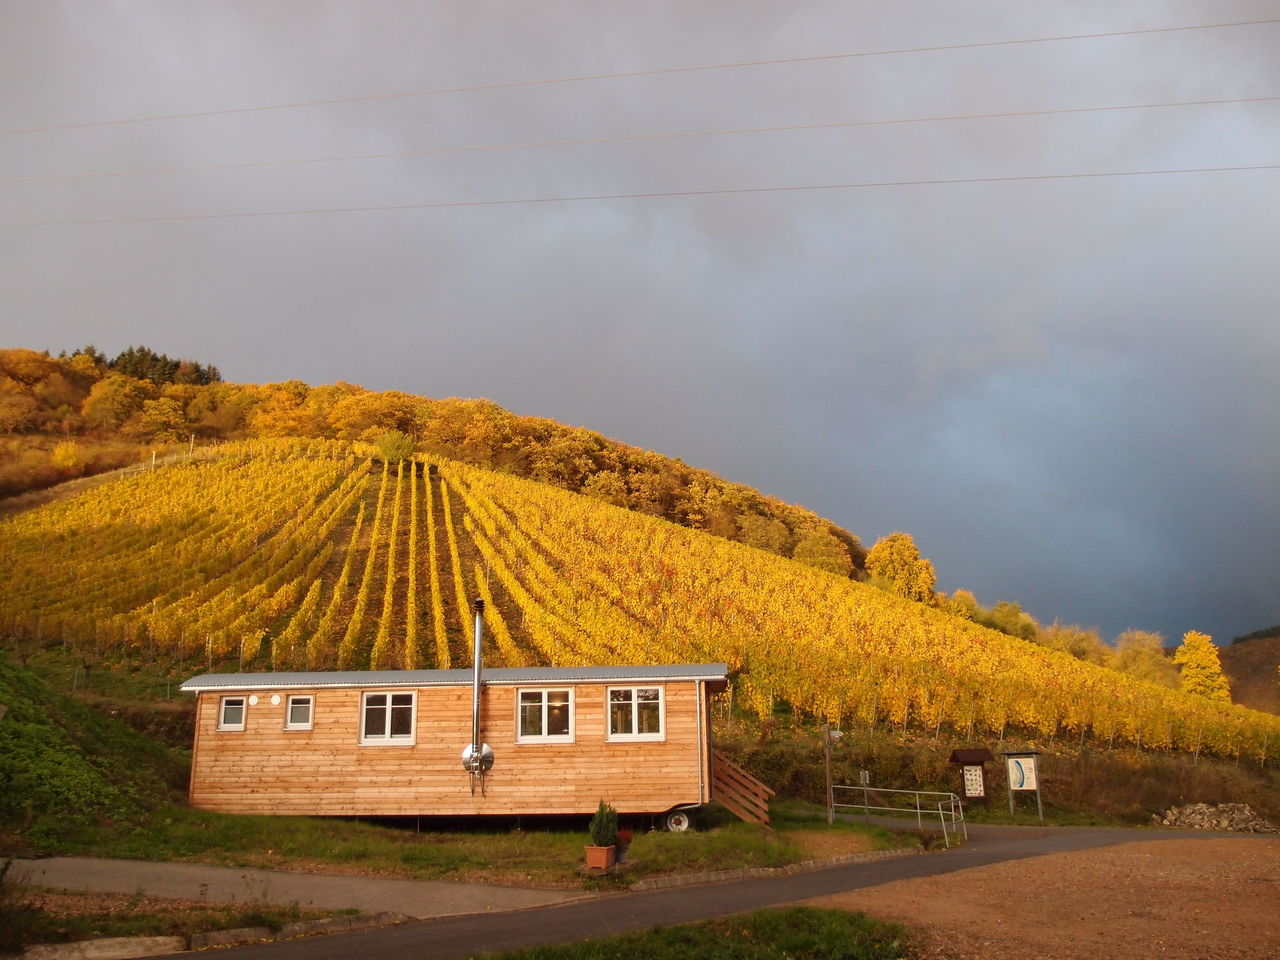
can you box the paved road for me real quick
[171,824,1246,959]
[12,857,593,919]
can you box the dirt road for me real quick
[809,836,1280,960]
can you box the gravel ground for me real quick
[807,837,1280,960]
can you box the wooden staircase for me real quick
[711,751,775,829]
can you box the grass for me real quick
[472,907,909,960]
[0,861,355,953]
[59,802,908,890]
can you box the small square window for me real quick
[607,686,664,741]
[285,695,313,730]
[361,691,415,744]
[517,689,573,742]
[218,696,246,731]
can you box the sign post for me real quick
[1002,751,1043,821]
[823,724,842,824]
[948,748,994,808]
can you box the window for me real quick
[218,696,246,731]
[607,686,663,741]
[361,691,415,743]
[285,695,313,730]
[517,689,573,742]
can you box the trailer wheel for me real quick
[663,810,693,832]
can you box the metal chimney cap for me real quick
[474,597,485,612]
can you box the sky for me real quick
[2,2,1278,645]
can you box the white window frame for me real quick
[359,690,416,745]
[284,694,314,731]
[516,688,575,744]
[217,696,246,731]
[606,685,665,742]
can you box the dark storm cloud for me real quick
[2,1,1278,643]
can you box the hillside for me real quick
[0,655,186,851]
[1220,636,1280,715]
[3,438,1278,764]
[0,347,862,577]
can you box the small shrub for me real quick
[373,430,414,462]
[587,800,618,847]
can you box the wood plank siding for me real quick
[188,679,714,817]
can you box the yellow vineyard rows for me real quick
[442,461,1280,763]
[1,438,1277,762]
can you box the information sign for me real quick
[962,764,986,798]
[1005,755,1038,791]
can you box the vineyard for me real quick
[2,438,1278,763]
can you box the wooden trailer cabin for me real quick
[180,664,734,826]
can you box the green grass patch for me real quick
[0,654,188,853]
[57,803,905,890]
[68,806,591,886]
[0,862,353,953]
[474,906,909,960]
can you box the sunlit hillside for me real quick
[1221,635,1280,716]
[3,438,1278,763]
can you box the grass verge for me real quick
[60,802,911,889]
[473,906,909,960]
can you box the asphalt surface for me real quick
[12,856,590,919]
[19,822,1246,959]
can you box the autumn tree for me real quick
[81,374,156,431]
[248,380,326,437]
[865,532,936,601]
[581,470,629,506]
[1112,630,1179,689]
[124,397,187,442]
[374,429,415,462]
[1173,630,1232,702]
[943,589,979,620]
[328,389,424,440]
[1038,620,1109,665]
[976,600,1039,641]
[50,441,84,475]
[0,391,38,434]
[792,527,853,576]
[738,513,791,555]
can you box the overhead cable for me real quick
[2,17,1276,136]
[9,162,1277,228]
[4,95,1276,186]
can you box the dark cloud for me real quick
[3,1,1278,643]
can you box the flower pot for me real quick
[584,844,616,870]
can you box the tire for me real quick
[663,810,693,832]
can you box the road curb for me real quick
[629,846,925,891]
[21,912,412,958]
[22,936,187,960]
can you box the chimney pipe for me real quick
[471,597,484,763]
[461,598,493,785]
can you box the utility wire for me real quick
[4,95,1276,186]
[9,163,1277,228]
[2,17,1277,136]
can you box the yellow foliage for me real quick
[2,438,1277,764]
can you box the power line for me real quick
[3,17,1277,136]
[9,162,1277,228]
[4,95,1276,186]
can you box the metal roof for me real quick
[179,663,729,693]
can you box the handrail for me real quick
[831,785,967,847]
[711,751,774,828]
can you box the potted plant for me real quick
[584,800,619,870]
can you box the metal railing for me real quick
[831,785,967,847]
